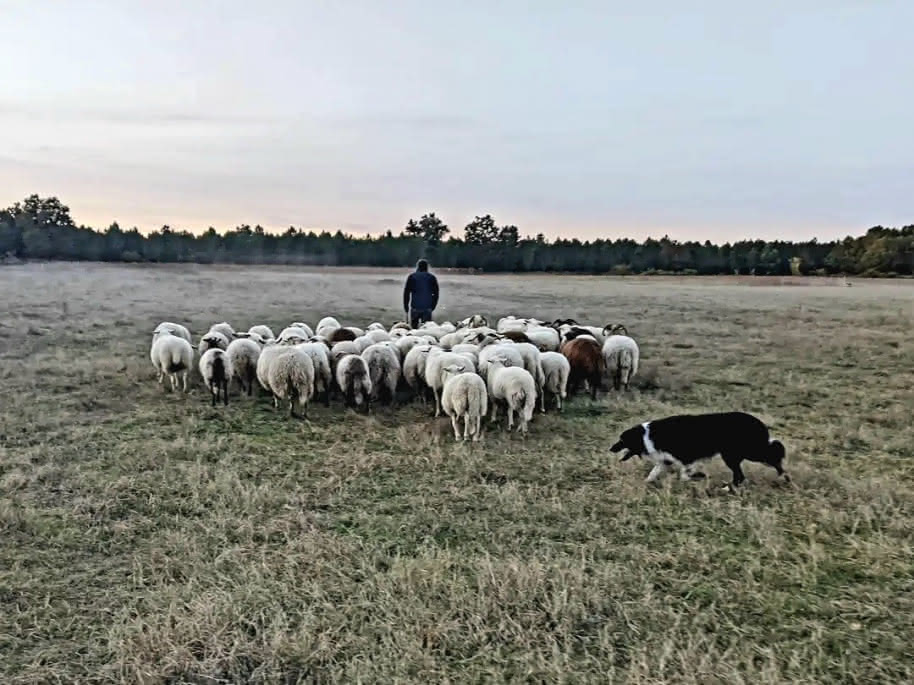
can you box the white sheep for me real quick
[256,343,291,393]
[277,326,311,344]
[540,351,570,411]
[150,331,194,392]
[394,334,426,360]
[365,329,391,344]
[329,341,360,373]
[441,366,488,442]
[267,348,315,417]
[226,337,261,396]
[199,348,233,406]
[246,324,275,341]
[366,322,386,332]
[602,335,640,391]
[209,322,235,340]
[524,326,561,352]
[403,344,434,402]
[486,355,537,434]
[513,342,546,412]
[424,350,476,417]
[457,314,488,329]
[295,341,332,406]
[450,344,480,372]
[477,340,524,382]
[361,343,401,405]
[336,354,372,412]
[353,335,374,353]
[198,330,230,355]
[289,322,315,337]
[153,322,192,344]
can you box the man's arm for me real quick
[403,274,413,313]
[431,274,439,311]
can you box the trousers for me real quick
[410,308,433,328]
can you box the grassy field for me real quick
[1,263,912,683]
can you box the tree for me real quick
[464,214,500,245]
[499,224,519,246]
[403,212,449,244]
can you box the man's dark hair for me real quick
[416,259,429,272]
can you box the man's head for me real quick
[416,259,429,272]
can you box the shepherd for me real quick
[403,258,440,328]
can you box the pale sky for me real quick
[1,0,911,241]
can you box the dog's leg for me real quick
[723,456,746,489]
[646,463,667,483]
[680,463,707,481]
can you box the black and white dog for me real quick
[610,412,788,487]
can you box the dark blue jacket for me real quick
[403,270,439,313]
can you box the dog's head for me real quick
[610,424,647,461]
[766,439,787,473]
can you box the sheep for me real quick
[289,322,314,337]
[513,342,546,412]
[602,335,640,391]
[524,326,561,352]
[403,343,434,401]
[150,331,194,392]
[267,348,315,417]
[561,337,605,399]
[199,348,233,406]
[361,343,401,405]
[226,337,261,396]
[246,324,275,341]
[540,351,570,411]
[485,355,537,434]
[256,343,291,393]
[440,366,488,441]
[353,335,374,353]
[450,344,480,371]
[328,327,358,344]
[366,329,391,344]
[153,322,192,344]
[367,322,386,332]
[478,339,524,382]
[277,326,311,345]
[602,323,629,337]
[295,342,333,406]
[424,350,476,416]
[316,316,341,337]
[457,314,488,329]
[394,334,426,360]
[329,341,360,373]
[500,330,531,344]
[198,330,230,355]
[208,322,235,340]
[336,354,372,412]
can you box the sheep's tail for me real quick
[212,354,226,384]
[513,387,535,422]
[167,345,186,373]
[618,348,633,372]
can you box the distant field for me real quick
[1,262,912,683]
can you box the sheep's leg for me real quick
[518,417,527,434]
[472,415,482,441]
[489,400,498,424]
[507,407,514,431]
[539,389,546,414]
[211,382,217,407]
[433,388,440,417]
[451,414,461,441]
[645,463,667,484]
[462,415,470,441]
[181,372,189,393]
[590,375,599,400]
[557,392,563,411]
[222,380,229,406]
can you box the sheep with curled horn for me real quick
[602,323,629,337]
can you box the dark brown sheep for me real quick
[560,337,605,400]
[328,327,358,344]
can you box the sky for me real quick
[1,0,912,242]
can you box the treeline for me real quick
[2,195,913,276]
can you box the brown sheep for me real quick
[560,337,605,400]
[328,327,358,344]
[500,329,531,344]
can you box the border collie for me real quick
[609,411,788,487]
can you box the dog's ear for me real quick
[609,439,625,453]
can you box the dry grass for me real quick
[1,263,912,683]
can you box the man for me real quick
[403,258,439,328]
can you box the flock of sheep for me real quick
[149,315,640,440]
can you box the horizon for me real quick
[2,2,912,242]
